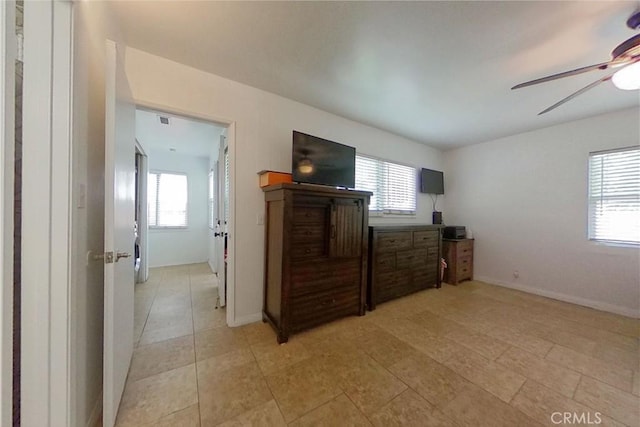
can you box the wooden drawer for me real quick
[293,206,327,224]
[292,223,326,243]
[374,253,395,272]
[374,270,400,288]
[291,241,325,259]
[290,287,360,331]
[456,240,473,258]
[456,267,473,282]
[457,255,472,270]
[291,259,360,295]
[375,232,412,253]
[377,273,408,301]
[413,230,439,248]
[457,256,472,277]
[396,249,428,270]
[413,267,438,288]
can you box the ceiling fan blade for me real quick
[538,75,613,115]
[512,61,612,90]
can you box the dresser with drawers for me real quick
[262,183,371,343]
[367,225,442,310]
[442,238,474,285]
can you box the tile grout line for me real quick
[251,343,288,425]
[187,266,203,427]
[507,376,528,405]
[342,391,376,426]
[544,343,636,396]
[136,269,162,347]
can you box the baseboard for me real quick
[229,312,262,327]
[148,259,209,268]
[475,275,640,319]
[86,392,102,427]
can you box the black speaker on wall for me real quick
[432,211,442,225]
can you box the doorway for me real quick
[134,107,229,314]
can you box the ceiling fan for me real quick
[512,10,640,115]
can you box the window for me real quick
[355,154,417,214]
[224,148,229,222]
[148,172,188,228]
[588,146,640,245]
[208,169,215,229]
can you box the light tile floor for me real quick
[116,264,640,426]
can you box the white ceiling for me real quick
[114,1,640,150]
[135,109,225,158]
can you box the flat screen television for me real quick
[292,131,356,188]
[420,168,444,194]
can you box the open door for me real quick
[216,135,228,306]
[103,40,136,427]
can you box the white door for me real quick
[216,136,228,306]
[103,40,136,427]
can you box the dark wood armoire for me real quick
[262,183,371,343]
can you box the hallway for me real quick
[116,263,229,425]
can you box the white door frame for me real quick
[134,100,237,326]
[0,1,16,425]
[217,136,228,306]
[135,140,149,283]
[21,0,74,425]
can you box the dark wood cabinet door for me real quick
[329,199,363,258]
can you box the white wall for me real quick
[444,108,640,317]
[124,47,443,325]
[147,149,210,267]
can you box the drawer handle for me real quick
[320,299,336,306]
[305,231,311,236]
[389,239,396,243]
[305,248,311,254]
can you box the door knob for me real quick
[116,251,132,262]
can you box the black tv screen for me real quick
[420,168,444,194]
[292,131,355,188]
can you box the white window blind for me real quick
[588,146,640,245]
[208,169,215,229]
[148,172,188,228]
[224,148,229,222]
[355,155,417,214]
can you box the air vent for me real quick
[159,116,170,125]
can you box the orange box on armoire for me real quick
[257,170,293,187]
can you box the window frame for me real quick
[587,146,640,247]
[148,170,189,229]
[355,153,418,216]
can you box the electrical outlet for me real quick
[257,212,264,225]
[513,271,520,279]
